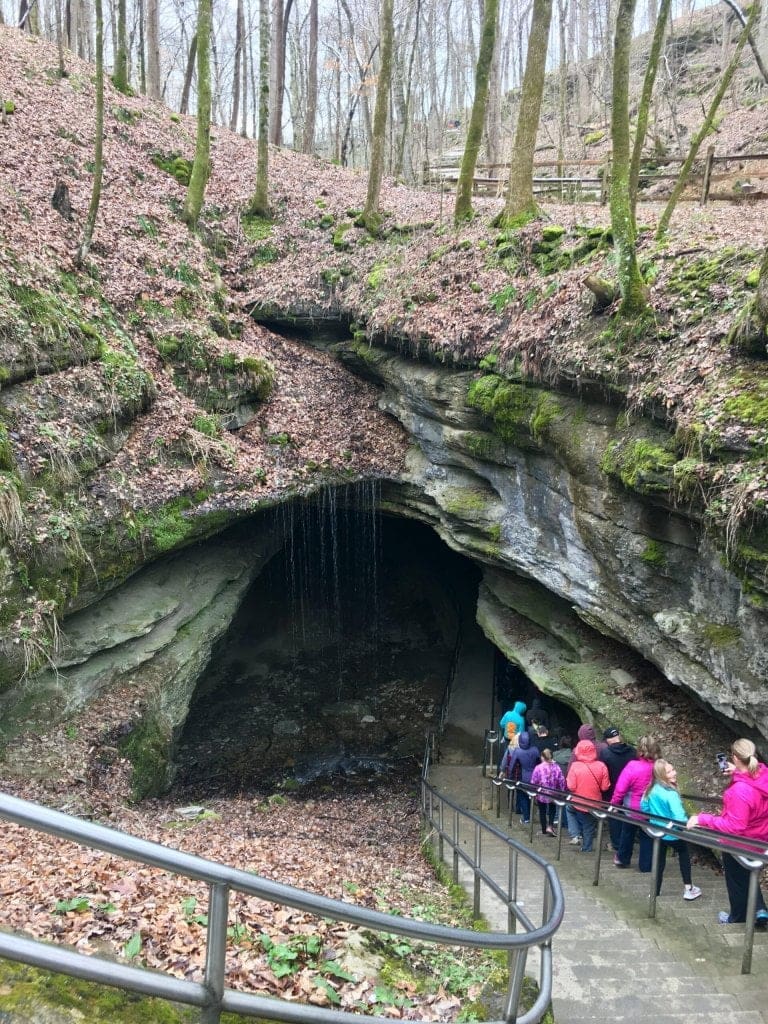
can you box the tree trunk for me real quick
[610,0,648,316]
[302,0,318,153]
[656,2,757,239]
[629,0,671,217]
[362,0,394,232]
[76,0,104,266]
[179,31,197,114]
[231,0,244,130]
[454,0,499,222]
[112,0,129,93]
[249,0,270,215]
[182,0,212,227]
[499,0,553,225]
[137,0,146,94]
[146,0,160,98]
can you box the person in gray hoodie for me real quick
[500,731,540,825]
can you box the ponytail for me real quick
[732,738,760,777]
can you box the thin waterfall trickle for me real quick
[271,480,383,701]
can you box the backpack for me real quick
[505,720,517,741]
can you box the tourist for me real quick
[500,730,540,825]
[687,738,768,926]
[599,727,636,852]
[498,700,527,768]
[533,723,556,757]
[640,759,701,901]
[566,740,609,853]
[525,696,550,732]
[611,735,662,871]
[531,748,566,835]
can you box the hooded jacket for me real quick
[611,757,655,811]
[600,741,637,797]
[566,740,610,805]
[525,698,549,730]
[640,783,687,842]
[697,763,768,840]
[501,731,540,782]
[499,701,527,740]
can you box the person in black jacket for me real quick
[599,727,636,853]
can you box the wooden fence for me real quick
[425,147,768,204]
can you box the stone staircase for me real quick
[429,764,768,1024]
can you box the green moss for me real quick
[489,284,517,313]
[332,221,354,250]
[467,374,557,447]
[641,539,666,566]
[0,421,13,471]
[3,100,16,114]
[151,151,192,185]
[601,438,677,493]
[192,413,220,437]
[584,130,606,145]
[530,393,562,442]
[367,263,388,290]
[120,713,173,799]
[701,622,741,647]
[101,344,156,415]
[721,375,768,428]
[0,960,205,1022]
[443,487,491,517]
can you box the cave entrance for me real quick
[493,654,582,746]
[175,486,485,793]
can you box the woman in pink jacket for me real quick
[688,738,768,926]
[611,735,661,871]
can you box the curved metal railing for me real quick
[0,778,564,1024]
[489,776,768,974]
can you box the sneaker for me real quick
[520,818,530,825]
[569,836,581,845]
[683,886,702,901]
[718,911,733,924]
[544,827,556,836]
[755,910,768,929]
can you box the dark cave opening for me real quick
[174,491,483,793]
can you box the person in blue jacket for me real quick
[641,759,701,901]
[498,700,527,769]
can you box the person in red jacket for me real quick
[566,740,610,853]
[687,738,768,926]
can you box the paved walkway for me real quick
[432,620,768,1023]
[429,762,768,1023]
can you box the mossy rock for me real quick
[601,437,677,494]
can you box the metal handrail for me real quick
[490,777,768,974]
[0,778,563,1024]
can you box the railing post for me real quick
[438,798,445,864]
[452,808,459,884]
[201,882,229,1024]
[648,836,661,918]
[473,822,481,919]
[742,864,761,974]
[592,818,605,887]
[502,947,528,1024]
[508,844,518,933]
[701,144,715,204]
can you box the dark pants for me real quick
[722,852,768,922]
[537,802,557,832]
[607,817,623,851]
[516,790,531,822]
[616,823,653,871]
[654,839,692,895]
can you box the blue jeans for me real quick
[565,805,581,838]
[516,790,531,823]
[575,810,596,852]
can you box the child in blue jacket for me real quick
[641,759,701,901]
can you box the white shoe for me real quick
[569,836,581,845]
[683,885,702,901]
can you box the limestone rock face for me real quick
[339,341,768,742]
[0,525,281,793]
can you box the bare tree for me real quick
[362,0,394,232]
[498,0,554,225]
[248,0,270,215]
[112,0,130,92]
[183,0,213,227]
[231,0,245,129]
[302,0,318,152]
[454,0,499,222]
[76,0,104,266]
[146,0,161,98]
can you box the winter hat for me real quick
[577,723,596,743]
[603,727,620,740]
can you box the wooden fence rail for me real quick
[425,146,768,204]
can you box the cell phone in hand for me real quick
[716,752,729,773]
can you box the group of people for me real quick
[496,700,768,927]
